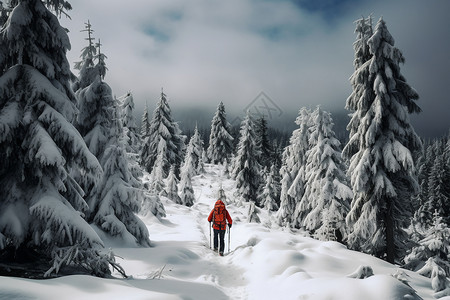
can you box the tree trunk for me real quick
[385,198,395,263]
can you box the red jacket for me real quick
[208,200,232,230]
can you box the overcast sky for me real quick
[61,0,450,138]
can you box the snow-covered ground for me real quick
[0,164,442,300]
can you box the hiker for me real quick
[208,199,232,256]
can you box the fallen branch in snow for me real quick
[148,264,166,279]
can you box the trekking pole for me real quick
[228,225,231,253]
[209,222,212,249]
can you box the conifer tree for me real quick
[248,201,261,223]
[179,144,196,206]
[404,211,450,294]
[232,111,262,203]
[255,116,273,170]
[0,0,112,276]
[75,30,149,246]
[141,90,184,177]
[90,105,150,246]
[198,147,206,174]
[414,140,445,227]
[119,91,140,153]
[426,153,450,224]
[259,166,280,211]
[149,147,167,196]
[207,102,234,164]
[140,102,150,137]
[277,108,311,227]
[301,107,352,241]
[72,20,96,93]
[189,124,204,175]
[344,17,422,263]
[165,166,182,204]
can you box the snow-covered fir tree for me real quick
[119,91,141,153]
[90,105,150,246]
[141,90,184,177]
[198,147,206,174]
[426,149,450,224]
[232,111,262,204]
[255,116,273,170]
[94,39,107,80]
[248,202,261,223]
[139,169,166,219]
[276,107,312,227]
[404,211,450,295]
[344,15,374,160]
[179,146,196,207]
[117,91,143,182]
[412,138,450,227]
[300,107,352,242]
[140,102,150,137]
[165,166,182,204]
[74,38,115,198]
[352,15,373,70]
[189,124,204,175]
[149,146,167,196]
[74,32,150,246]
[72,20,97,93]
[207,101,234,164]
[0,0,113,276]
[344,17,422,263]
[259,166,280,211]
[413,142,435,227]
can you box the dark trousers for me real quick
[213,229,226,253]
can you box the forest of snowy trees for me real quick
[0,1,448,296]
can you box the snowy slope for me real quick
[0,164,441,300]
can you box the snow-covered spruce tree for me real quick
[412,143,433,228]
[90,105,150,247]
[116,92,143,183]
[149,145,167,196]
[119,91,141,154]
[232,111,262,204]
[75,52,114,198]
[198,147,206,174]
[426,148,450,225]
[344,17,422,263]
[75,35,150,246]
[207,101,234,164]
[0,0,115,276]
[255,116,273,170]
[141,90,184,177]
[276,107,311,227]
[179,142,196,207]
[165,166,182,204]
[140,101,150,137]
[72,20,97,93]
[413,139,447,227]
[259,166,280,211]
[248,201,261,223]
[301,107,352,242]
[344,15,374,160]
[189,124,204,175]
[404,211,450,295]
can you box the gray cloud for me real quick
[61,0,450,138]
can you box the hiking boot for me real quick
[214,248,218,252]
[219,252,224,256]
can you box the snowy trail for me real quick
[111,164,250,299]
